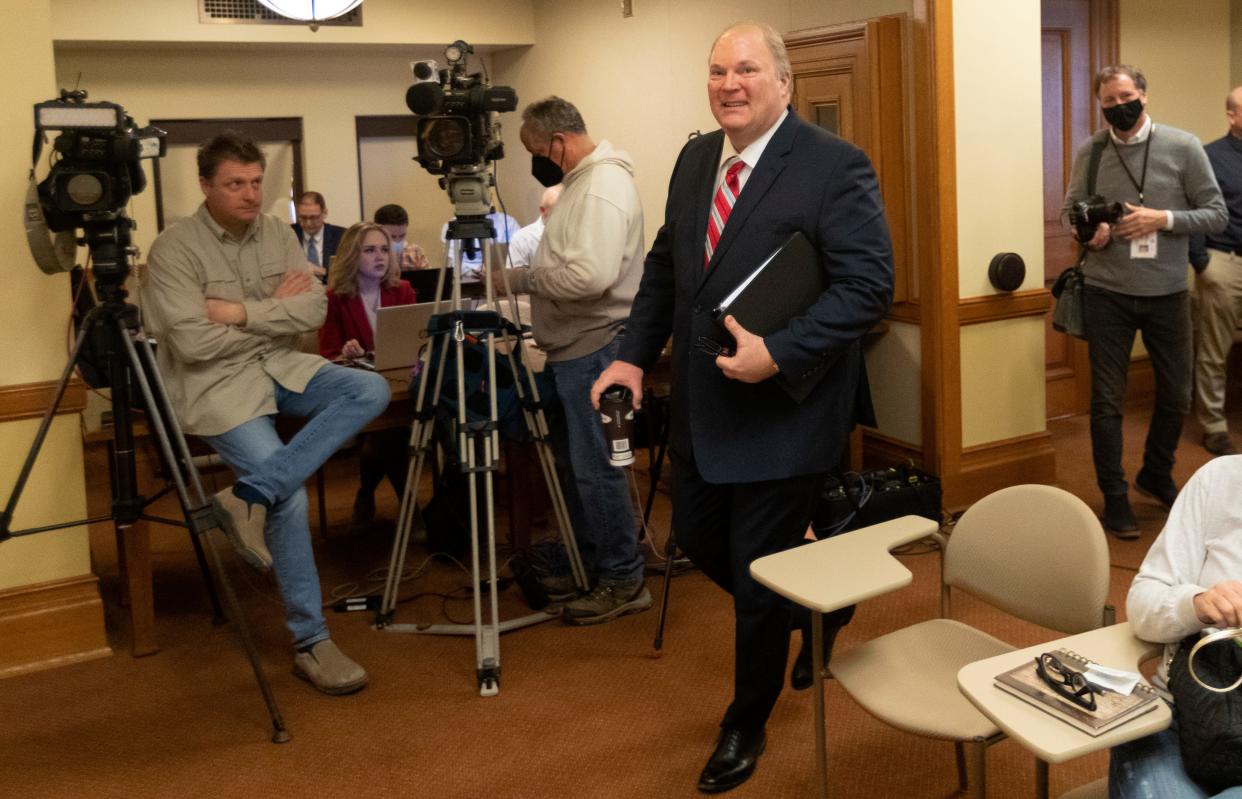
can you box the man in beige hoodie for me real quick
[500,96,649,625]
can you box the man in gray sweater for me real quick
[1062,65,1226,537]
[501,96,649,624]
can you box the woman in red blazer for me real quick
[319,223,418,360]
[318,223,417,530]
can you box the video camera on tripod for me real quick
[380,42,588,698]
[7,91,291,741]
[27,89,166,282]
[406,40,516,218]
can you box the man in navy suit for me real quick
[592,21,893,793]
[292,191,346,282]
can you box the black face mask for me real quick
[531,136,564,187]
[1102,98,1144,132]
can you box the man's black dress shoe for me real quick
[791,624,842,691]
[697,726,766,794]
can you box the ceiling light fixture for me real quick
[255,0,363,31]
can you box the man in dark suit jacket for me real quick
[592,21,893,794]
[292,190,346,283]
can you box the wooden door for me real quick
[1042,0,1116,418]
[787,16,910,307]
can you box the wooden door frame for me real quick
[909,0,1118,505]
[1045,1,1119,419]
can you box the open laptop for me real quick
[371,301,438,371]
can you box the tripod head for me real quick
[80,212,139,306]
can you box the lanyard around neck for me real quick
[1109,127,1153,205]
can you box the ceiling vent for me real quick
[199,0,362,26]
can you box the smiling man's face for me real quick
[708,25,790,151]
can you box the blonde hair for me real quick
[328,222,400,296]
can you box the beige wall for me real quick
[1120,0,1232,143]
[0,0,90,591]
[1234,0,1242,87]
[53,0,535,47]
[960,319,1048,448]
[867,321,922,444]
[954,0,1046,447]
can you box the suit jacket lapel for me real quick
[698,112,800,292]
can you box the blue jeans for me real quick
[1109,720,1242,798]
[547,338,643,587]
[204,363,390,647]
[1083,286,1192,497]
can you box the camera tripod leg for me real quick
[130,334,226,624]
[380,328,454,620]
[456,324,504,696]
[641,389,670,530]
[0,307,99,538]
[118,320,289,743]
[653,526,677,653]
[378,224,583,697]
[493,326,589,591]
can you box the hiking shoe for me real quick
[293,639,368,695]
[212,487,271,571]
[538,573,579,602]
[563,581,652,626]
[1101,493,1139,539]
[1134,469,1179,510]
[1203,432,1236,456]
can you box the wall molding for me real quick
[0,574,110,679]
[861,428,924,468]
[958,288,1052,325]
[945,430,1058,509]
[887,300,921,325]
[0,379,87,423]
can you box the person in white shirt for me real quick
[507,184,562,268]
[1109,455,1242,796]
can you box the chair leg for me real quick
[955,741,968,792]
[966,738,987,799]
[1035,758,1049,799]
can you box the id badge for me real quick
[1131,232,1158,259]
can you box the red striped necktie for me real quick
[705,157,745,269]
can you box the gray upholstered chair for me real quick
[829,484,1113,799]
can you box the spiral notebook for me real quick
[994,648,1159,736]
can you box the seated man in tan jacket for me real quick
[143,131,389,695]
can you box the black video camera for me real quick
[34,90,166,233]
[405,41,517,176]
[1068,195,1125,243]
[30,90,166,287]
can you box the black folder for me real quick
[709,231,828,402]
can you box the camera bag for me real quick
[1052,136,1108,340]
[1168,628,1242,792]
[811,464,941,539]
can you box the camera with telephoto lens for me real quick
[1068,195,1125,243]
[406,40,517,179]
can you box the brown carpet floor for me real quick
[0,397,1235,798]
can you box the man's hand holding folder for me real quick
[715,315,780,383]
